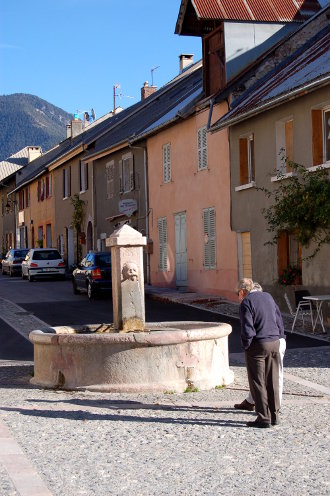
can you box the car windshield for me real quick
[95,254,111,267]
[32,250,61,261]
[14,250,28,258]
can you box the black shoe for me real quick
[234,399,255,411]
[246,420,271,428]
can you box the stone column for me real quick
[106,225,147,332]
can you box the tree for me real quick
[70,194,86,261]
[259,161,330,259]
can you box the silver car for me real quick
[22,248,66,282]
[1,249,29,277]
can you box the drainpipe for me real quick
[128,142,150,284]
[207,97,215,130]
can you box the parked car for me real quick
[1,249,29,277]
[72,251,112,299]
[21,248,66,282]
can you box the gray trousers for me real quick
[245,340,280,424]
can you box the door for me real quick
[175,212,187,287]
[46,224,52,248]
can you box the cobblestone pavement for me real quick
[0,289,329,495]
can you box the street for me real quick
[0,273,327,361]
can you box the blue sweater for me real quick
[239,291,285,350]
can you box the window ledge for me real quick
[271,172,294,182]
[307,161,330,172]
[235,181,256,192]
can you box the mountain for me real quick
[0,93,73,161]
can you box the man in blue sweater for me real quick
[238,278,283,428]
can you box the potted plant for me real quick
[278,265,302,286]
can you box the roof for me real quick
[175,0,322,35]
[0,147,30,183]
[210,27,330,131]
[83,61,203,159]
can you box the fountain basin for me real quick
[29,321,234,393]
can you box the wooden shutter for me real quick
[158,217,168,271]
[106,161,114,199]
[68,167,71,196]
[239,138,249,184]
[203,207,216,269]
[277,231,289,276]
[241,232,252,278]
[163,144,171,183]
[85,163,89,191]
[119,160,123,193]
[63,170,65,198]
[285,120,293,172]
[129,155,135,190]
[198,127,208,170]
[312,109,323,166]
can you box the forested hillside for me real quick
[0,94,73,161]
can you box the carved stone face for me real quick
[122,262,139,281]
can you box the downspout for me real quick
[206,97,215,130]
[129,142,150,284]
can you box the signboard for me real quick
[118,199,137,217]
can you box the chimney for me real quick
[27,146,42,163]
[141,81,157,101]
[179,54,193,73]
[66,118,83,139]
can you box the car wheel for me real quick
[87,282,95,300]
[72,280,80,294]
[28,271,34,282]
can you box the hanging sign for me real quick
[118,199,137,217]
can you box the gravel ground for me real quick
[0,347,329,496]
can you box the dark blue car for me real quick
[72,251,112,299]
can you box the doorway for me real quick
[174,212,187,287]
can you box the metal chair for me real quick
[284,292,313,332]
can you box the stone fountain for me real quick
[29,225,234,392]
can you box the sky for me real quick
[0,0,202,120]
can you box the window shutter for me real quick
[106,161,115,199]
[312,109,323,166]
[158,217,168,271]
[163,144,171,183]
[119,160,123,193]
[63,170,65,198]
[130,155,135,190]
[68,167,71,196]
[203,207,216,269]
[239,138,249,184]
[85,163,89,191]
[277,231,289,276]
[249,135,255,181]
[198,127,208,170]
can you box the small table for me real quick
[303,295,330,334]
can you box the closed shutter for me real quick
[241,232,252,278]
[239,138,249,184]
[158,217,168,271]
[277,231,289,276]
[312,109,323,166]
[285,120,293,171]
[203,207,216,269]
[163,144,171,183]
[198,127,208,170]
[119,160,123,193]
[85,163,89,191]
[130,155,135,190]
[68,167,71,196]
[106,161,115,199]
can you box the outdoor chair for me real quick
[284,292,313,332]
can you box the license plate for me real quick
[43,268,56,272]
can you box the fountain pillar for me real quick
[106,225,147,332]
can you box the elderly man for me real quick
[234,282,286,412]
[238,278,283,428]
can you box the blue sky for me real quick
[0,0,202,119]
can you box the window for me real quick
[162,143,171,183]
[63,167,71,198]
[120,153,134,193]
[197,126,208,170]
[80,162,88,192]
[106,160,115,199]
[312,107,330,166]
[203,207,216,269]
[18,190,24,210]
[276,118,293,174]
[158,217,168,271]
[38,176,51,202]
[25,187,30,207]
[239,134,255,185]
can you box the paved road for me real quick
[0,273,327,362]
